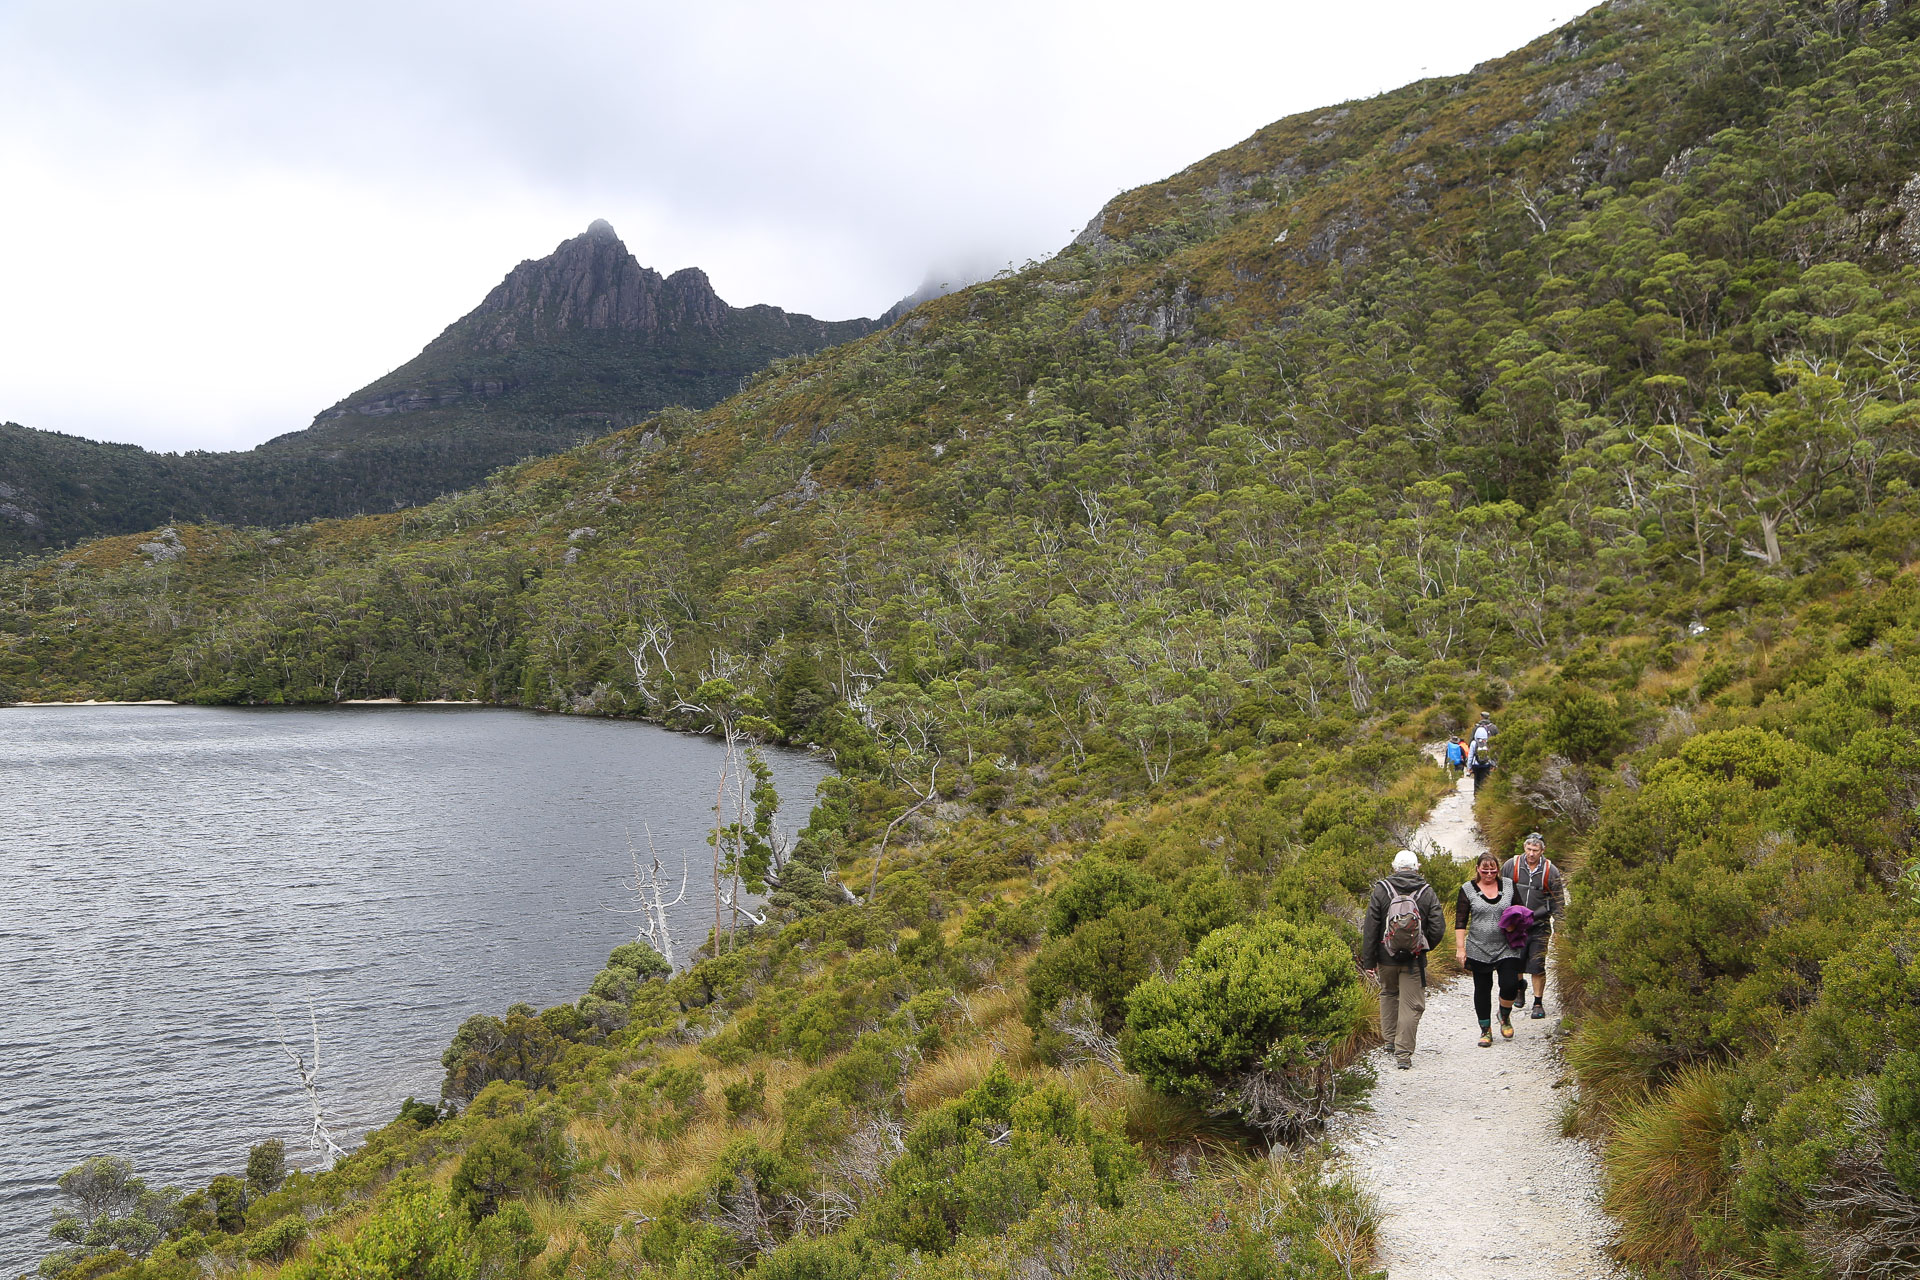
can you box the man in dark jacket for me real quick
[1360,849,1447,1069]
[1502,832,1568,1017]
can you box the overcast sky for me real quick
[0,1,1580,452]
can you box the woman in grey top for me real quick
[1454,851,1524,1046]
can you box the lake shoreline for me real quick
[0,706,832,1274]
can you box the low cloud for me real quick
[0,0,1574,449]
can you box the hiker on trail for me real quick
[1443,736,1466,781]
[1455,851,1525,1046]
[1361,849,1446,1070]
[1465,714,1497,791]
[1503,832,1567,1019]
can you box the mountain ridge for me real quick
[0,221,883,552]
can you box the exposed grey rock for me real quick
[1071,209,1117,253]
[1528,62,1626,126]
[467,222,726,352]
[316,378,515,421]
[0,500,40,527]
[1894,173,1920,262]
[1662,145,1710,181]
[137,527,184,563]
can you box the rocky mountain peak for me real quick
[467,221,726,350]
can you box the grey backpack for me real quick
[1382,882,1429,958]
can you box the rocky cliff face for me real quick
[464,220,728,351]
[316,221,851,424]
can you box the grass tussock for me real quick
[1120,1078,1246,1151]
[1602,1066,1733,1271]
[1564,1016,1660,1113]
[902,1040,1006,1113]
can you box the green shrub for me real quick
[245,1216,307,1262]
[244,1139,286,1198]
[1045,858,1167,937]
[289,1175,471,1279]
[450,1133,535,1221]
[864,1064,1138,1255]
[1880,1051,1920,1197]
[723,1071,768,1122]
[1172,865,1245,942]
[1024,904,1185,1040]
[1544,689,1627,764]
[1123,916,1363,1139]
[441,1005,563,1105]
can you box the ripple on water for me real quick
[0,705,829,1274]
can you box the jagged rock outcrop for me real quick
[465,221,728,350]
[319,222,856,423]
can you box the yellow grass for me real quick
[903,1040,1007,1113]
[1602,1067,1732,1270]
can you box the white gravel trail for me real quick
[1329,761,1627,1279]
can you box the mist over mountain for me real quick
[0,222,880,553]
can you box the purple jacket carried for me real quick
[1498,904,1535,950]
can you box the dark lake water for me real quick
[0,705,831,1272]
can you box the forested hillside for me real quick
[9,1,1920,1277]
[0,223,876,554]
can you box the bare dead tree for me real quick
[622,619,676,706]
[866,753,940,900]
[613,826,689,968]
[803,1113,907,1232]
[1043,994,1125,1073]
[276,1001,348,1169]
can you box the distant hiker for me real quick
[1503,832,1567,1018]
[1468,712,1495,761]
[1455,851,1524,1046]
[1361,849,1446,1070]
[1468,751,1494,794]
[1443,736,1466,781]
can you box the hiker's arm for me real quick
[1453,887,1470,961]
[1358,886,1382,970]
[1422,888,1445,948]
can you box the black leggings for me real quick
[1467,957,1524,1023]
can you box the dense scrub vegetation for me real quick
[10,1,1920,1276]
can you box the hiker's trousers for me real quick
[1466,956,1525,1022]
[1377,961,1426,1060]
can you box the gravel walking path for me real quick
[1329,760,1627,1279]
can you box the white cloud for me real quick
[0,0,1580,449]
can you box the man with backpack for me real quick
[1443,736,1467,781]
[1466,713,1497,792]
[1470,711,1496,757]
[1361,849,1447,1069]
[1502,832,1568,1017]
